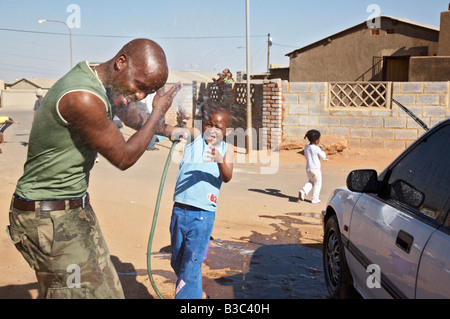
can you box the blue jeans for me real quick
[170,204,215,299]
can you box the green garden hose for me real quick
[147,141,178,299]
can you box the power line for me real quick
[0,61,64,73]
[0,51,68,64]
[0,27,267,40]
[0,65,62,78]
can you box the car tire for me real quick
[323,215,356,298]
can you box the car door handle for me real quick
[396,230,414,254]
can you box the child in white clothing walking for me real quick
[299,130,326,204]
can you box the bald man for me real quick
[8,39,183,299]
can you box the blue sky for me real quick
[0,0,448,82]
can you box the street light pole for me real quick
[38,19,73,69]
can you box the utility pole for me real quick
[246,0,252,154]
[267,33,272,74]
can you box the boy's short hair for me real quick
[209,108,233,126]
[304,129,321,143]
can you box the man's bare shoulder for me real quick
[58,90,109,124]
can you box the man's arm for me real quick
[114,84,182,132]
[114,84,197,140]
[58,83,181,170]
[114,104,149,131]
[115,103,198,144]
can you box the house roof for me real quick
[6,78,58,89]
[286,15,440,57]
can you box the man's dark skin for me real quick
[59,38,183,170]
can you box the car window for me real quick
[382,124,450,224]
[445,211,450,230]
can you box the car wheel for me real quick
[323,215,355,298]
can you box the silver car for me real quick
[322,118,450,299]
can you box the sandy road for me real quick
[0,107,401,299]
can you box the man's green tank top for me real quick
[15,61,113,200]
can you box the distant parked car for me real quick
[322,118,450,299]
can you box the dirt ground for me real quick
[0,108,403,299]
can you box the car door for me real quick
[416,214,450,298]
[348,195,436,298]
[348,122,450,299]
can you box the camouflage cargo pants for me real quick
[7,196,124,299]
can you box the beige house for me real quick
[1,78,57,109]
[287,16,441,82]
[409,7,450,81]
[5,78,57,91]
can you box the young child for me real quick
[299,129,326,204]
[0,116,20,144]
[170,108,234,299]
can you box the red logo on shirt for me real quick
[207,194,217,204]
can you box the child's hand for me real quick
[205,144,224,163]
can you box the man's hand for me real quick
[170,127,191,143]
[152,82,183,119]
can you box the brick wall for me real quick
[282,81,450,149]
[192,80,449,150]
[262,79,283,149]
[194,81,264,148]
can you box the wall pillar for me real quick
[262,79,284,149]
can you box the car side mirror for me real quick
[387,179,425,208]
[347,169,378,193]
